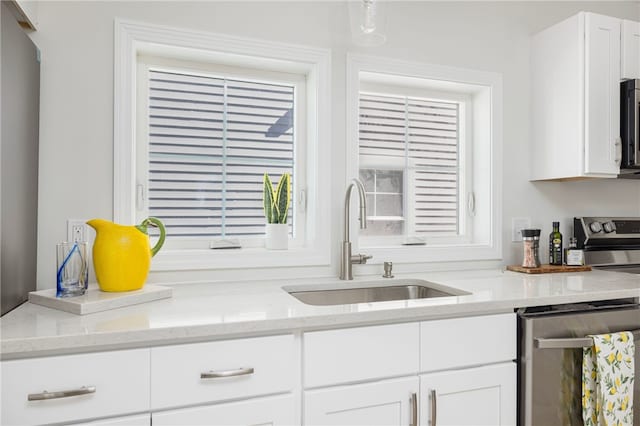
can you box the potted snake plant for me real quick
[263,172,291,250]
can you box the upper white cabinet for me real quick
[622,19,640,79]
[531,12,622,180]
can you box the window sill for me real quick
[359,242,501,264]
[150,246,331,271]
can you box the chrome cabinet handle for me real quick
[28,386,96,401]
[200,367,254,379]
[430,389,437,426]
[614,137,622,166]
[410,392,418,426]
[536,328,639,349]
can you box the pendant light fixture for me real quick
[348,0,388,47]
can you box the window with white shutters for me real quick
[136,61,305,247]
[358,92,462,240]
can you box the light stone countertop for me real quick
[2,268,639,360]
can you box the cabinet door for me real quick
[420,363,516,426]
[74,414,150,426]
[152,394,294,426]
[304,377,418,426]
[622,20,640,79]
[584,13,621,175]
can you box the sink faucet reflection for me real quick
[340,178,372,280]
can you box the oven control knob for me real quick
[589,222,602,233]
[603,221,616,233]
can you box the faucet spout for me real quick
[343,178,367,242]
[340,178,371,280]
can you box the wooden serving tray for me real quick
[507,264,592,274]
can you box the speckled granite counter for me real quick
[2,269,639,359]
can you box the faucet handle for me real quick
[351,253,372,264]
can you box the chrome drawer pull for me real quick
[28,386,96,401]
[536,329,640,349]
[200,367,254,379]
[410,392,418,426]
[430,389,437,426]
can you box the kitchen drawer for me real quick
[304,322,419,388]
[152,394,294,425]
[75,414,151,426]
[420,313,516,372]
[150,334,294,409]
[1,348,150,426]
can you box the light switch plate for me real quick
[512,217,531,242]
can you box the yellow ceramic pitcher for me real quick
[87,218,165,292]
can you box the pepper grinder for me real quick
[522,229,541,268]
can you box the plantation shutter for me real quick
[146,69,294,238]
[359,92,459,235]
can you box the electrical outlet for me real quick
[512,217,531,242]
[67,219,88,243]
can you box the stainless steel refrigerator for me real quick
[1,1,40,315]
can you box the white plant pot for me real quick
[265,223,288,250]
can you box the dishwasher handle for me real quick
[536,328,640,349]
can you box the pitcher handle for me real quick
[141,217,166,257]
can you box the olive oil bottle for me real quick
[549,221,563,265]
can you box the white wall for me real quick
[29,1,640,289]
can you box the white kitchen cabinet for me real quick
[3,314,517,425]
[152,394,295,426]
[303,314,516,426]
[1,349,150,426]
[420,313,516,371]
[419,363,517,426]
[622,19,640,80]
[74,414,151,426]
[304,322,419,388]
[531,12,622,180]
[305,377,419,426]
[151,334,294,410]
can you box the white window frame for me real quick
[346,54,502,263]
[115,19,331,271]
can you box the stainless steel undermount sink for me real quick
[283,279,469,306]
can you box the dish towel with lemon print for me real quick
[582,332,635,426]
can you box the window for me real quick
[358,93,463,241]
[115,20,331,270]
[136,61,303,248]
[346,55,502,263]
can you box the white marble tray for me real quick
[28,284,172,315]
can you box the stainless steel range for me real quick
[574,216,640,274]
[518,217,640,425]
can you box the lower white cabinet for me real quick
[420,363,517,426]
[74,414,151,426]
[150,334,294,410]
[304,377,419,426]
[302,314,516,426]
[2,314,518,425]
[1,349,150,426]
[152,394,294,426]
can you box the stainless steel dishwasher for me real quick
[518,299,640,426]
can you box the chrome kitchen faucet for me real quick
[339,178,372,280]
